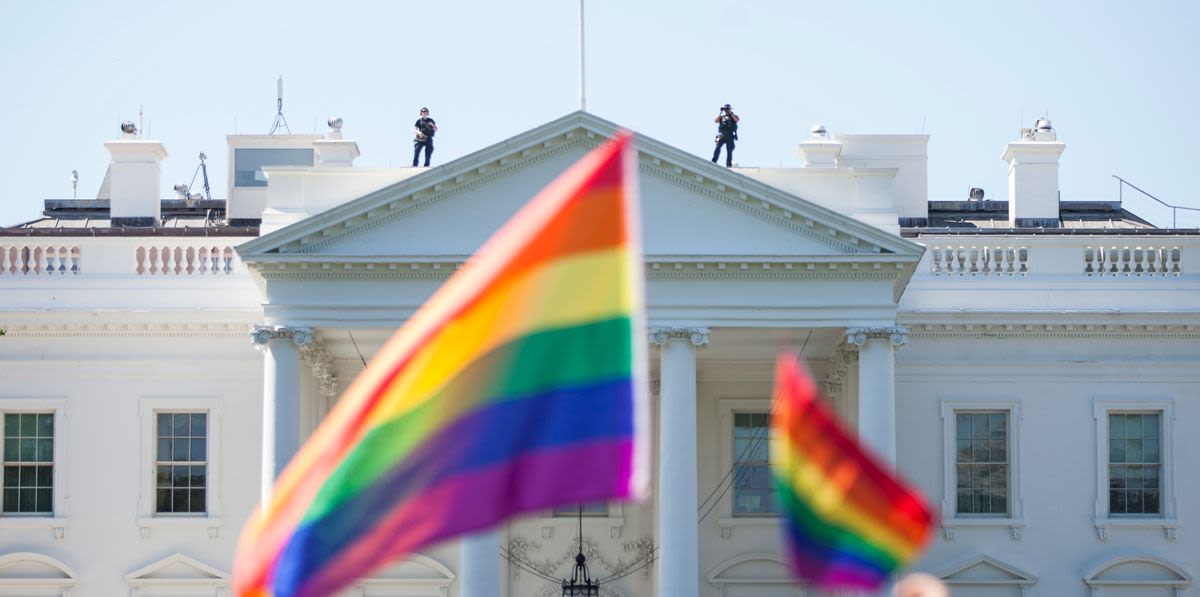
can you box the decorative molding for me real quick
[250,325,314,348]
[0,321,251,338]
[845,326,909,349]
[906,321,1200,340]
[648,327,710,348]
[507,535,654,588]
[822,343,856,397]
[300,340,339,399]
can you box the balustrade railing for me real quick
[930,245,1029,276]
[0,244,81,275]
[134,244,236,275]
[1085,245,1181,277]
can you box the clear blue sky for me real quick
[2,0,1197,227]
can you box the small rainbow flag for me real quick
[233,132,649,597]
[770,353,932,590]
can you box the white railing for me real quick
[1084,245,1181,277]
[0,244,82,275]
[929,244,1029,276]
[134,244,237,275]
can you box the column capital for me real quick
[648,327,710,348]
[251,325,314,349]
[845,326,909,349]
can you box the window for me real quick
[552,502,609,517]
[233,148,314,187]
[1108,413,1161,515]
[1093,401,1176,540]
[733,412,777,516]
[138,398,222,536]
[155,412,208,515]
[2,413,54,515]
[954,411,1009,516]
[939,401,1024,539]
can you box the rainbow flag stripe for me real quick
[233,132,649,597]
[770,353,932,590]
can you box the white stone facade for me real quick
[0,112,1196,596]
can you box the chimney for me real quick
[1001,118,1065,228]
[104,122,168,227]
[313,117,361,168]
[796,124,842,168]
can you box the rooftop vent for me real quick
[810,124,829,140]
[969,187,985,201]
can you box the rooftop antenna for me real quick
[578,0,586,111]
[269,76,292,134]
[187,152,213,200]
[138,105,144,138]
[71,170,78,200]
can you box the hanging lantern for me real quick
[562,504,601,597]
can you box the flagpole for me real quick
[578,0,587,111]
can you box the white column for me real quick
[459,529,500,597]
[252,326,312,505]
[650,327,708,597]
[845,327,907,465]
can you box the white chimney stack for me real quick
[313,117,361,168]
[104,122,168,227]
[796,124,842,168]
[1002,118,1065,228]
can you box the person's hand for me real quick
[893,573,949,597]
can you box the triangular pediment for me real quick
[239,111,923,270]
[938,555,1036,585]
[125,553,228,583]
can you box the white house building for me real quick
[0,110,1196,597]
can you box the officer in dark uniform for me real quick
[711,104,739,167]
[413,107,438,167]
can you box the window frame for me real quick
[153,411,211,516]
[716,398,779,534]
[939,400,1025,540]
[1093,399,1177,541]
[138,397,222,538]
[0,398,68,536]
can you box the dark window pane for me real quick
[1144,414,1159,438]
[1145,439,1160,463]
[173,438,190,462]
[19,488,35,512]
[1145,468,1160,489]
[172,488,189,512]
[957,490,972,513]
[35,439,52,462]
[974,414,990,438]
[156,466,171,488]
[19,439,34,461]
[957,414,971,439]
[1126,416,1141,439]
[1111,489,1126,513]
[1110,441,1124,463]
[3,467,16,485]
[20,414,35,436]
[19,466,35,486]
[190,489,206,513]
[3,438,17,460]
[1127,490,1143,513]
[956,439,971,462]
[1145,490,1160,514]
[173,413,189,436]
[3,414,17,437]
[37,414,53,437]
[36,465,52,486]
[2,488,16,512]
[191,414,207,436]
[35,488,51,513]
[173,465,190,487]
[157,438,172,462]
[1127,439,1142,463]
[157,413,171,438]
[1110,414,1124,439]
[191,439,206,462]
[156,488,172,513]
[190,465,206,488]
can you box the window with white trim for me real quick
[939,401,1024,538]
[954,411,1010,516]
[155,412,208,515]
[138,398,222,535]
[733,412,777,516]
[1093,400,1176,540]
[2,413,54,515]
[1107,412,1161,516]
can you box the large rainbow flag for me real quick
[770,353,932,591]
[233,132,649,597]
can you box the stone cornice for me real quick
[243,255,913,281]
[906,321,1200,340]
[0,321,251,338]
